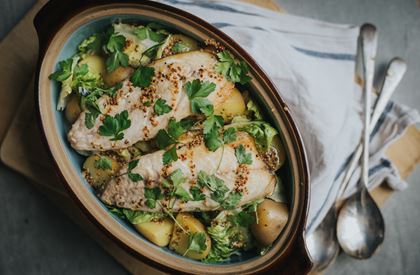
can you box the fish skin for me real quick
[100,132,276,212]
[68,51,234,151]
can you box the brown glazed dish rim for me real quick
[34,0,312,274]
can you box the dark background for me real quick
[0,0,419,274]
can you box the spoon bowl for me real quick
[306,207,339,271]
[336,187,384,258]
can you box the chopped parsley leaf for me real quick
[215,50,251,84]
[197,171,242,209]
[220,191,243,210]
[184,232,207,256]
[156,129,176,149]
[190,97,214,116]
[223,128,237,144]
[163,145,178,165]
[127,159,143,182]
[94,156,113,170]
[235,144,253,165]
[203,115,224,135]
[172,42,189,54]
[204,128,223,152]
[154,98,172,115]
[98,110,131,141]
[190,186,205,201]
[105,32,129,72]
[49,58,73,81]
[131,66,155,88]
[185,79,216,100]
[167,118,185,139]
[144,187,163,209]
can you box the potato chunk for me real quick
[215,88,246,121]
[79,55,106,78]
[250,200,288,246]
[83,155,120,188]
[64,94,82,124]
[104,66,133,87]
[169,213,211,260]
[134,218,174,247]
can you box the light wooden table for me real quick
[0,1,419,275]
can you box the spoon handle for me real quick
[360,24,378,187]
[337,57,407,197]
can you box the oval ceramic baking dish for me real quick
[34,0,311,274]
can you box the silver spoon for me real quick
[307,32,407,270]
[336,23,384,259]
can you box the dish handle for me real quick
[33,0,88,56]
[267,231,313,274]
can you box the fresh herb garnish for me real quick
[94,156,112,170]
[179,117,197,131]
[154,98,172,115]
[229,117,278,152]
[167,118,186,139]
[184,232,207,256]
[98,110,131,141]
[185,79,216,99]
[134,26,167,43]
[144,187,163,209]
[156,118,191,165]
[156,129,176,149]
[190,186,205,201]
[203,115,224,135]
[184,79,224,152]
[161,169,192,202]
[190,98,214,116]
[220,191,243,210]
[215,50,251,84]
[174,186,193,202]
[142,43,162,60]
[82,85,121,129]
[162,145,178,165]
[197,171,242,209]
[172,42,189,54]
[223,128,237,144]
[130,66,155,88]
[49,58,73,81]
[127,159,143,182]
[235,145,253,165]
[78,34,102,54]
[204,127,223,152]
[105,31,129,72]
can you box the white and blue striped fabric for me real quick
[158,0,420,234]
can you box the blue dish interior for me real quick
[51,14,293,265]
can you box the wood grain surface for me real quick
[0,0,418,274]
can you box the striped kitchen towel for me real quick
[158,0,420,234]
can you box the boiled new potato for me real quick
[83,155,120,188]
[79,55,106,78]
[169,213,211,260]
[134,218,174,247]
[250,199,289,246]
[104,66,133,87]
[266,135,286,171]
[170,34,199,53]
[215,88,246,121]
[65,94,82,124]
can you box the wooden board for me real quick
[0,0,419,274]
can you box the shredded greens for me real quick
[109,207,167,224]
[204,211,254,263]
[227,116,278,152]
